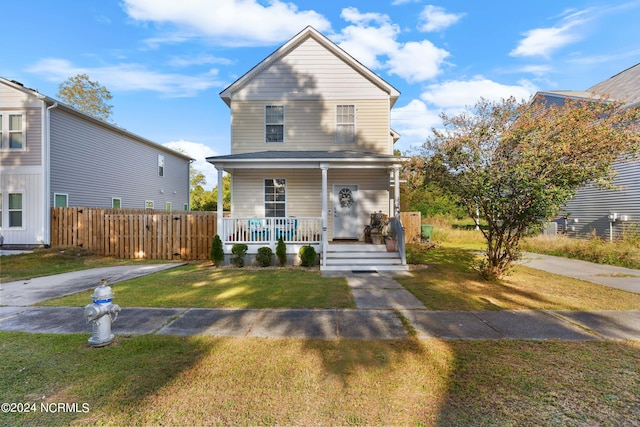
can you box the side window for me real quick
[265,105,284,143]
[0,112,26,150]
[166,202,171,211]
[145,200,154,210]
[112,198,122,209]
[264,178,286,217]
[158,155,165,177]
[54,193,68,207]
[336,105,356,144]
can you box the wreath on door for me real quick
[339,188,354,208]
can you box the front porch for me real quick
[220,215,407,271]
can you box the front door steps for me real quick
[321,243,408,272]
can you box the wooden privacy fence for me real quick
[51,207,217,260]
[400,211,421,243]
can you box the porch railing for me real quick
[390,216,406,265]
[222,217,322,244]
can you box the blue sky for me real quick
[3,0,640,189]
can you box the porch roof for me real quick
[207,150,407,170]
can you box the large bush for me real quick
[276,237,287,267]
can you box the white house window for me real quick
[166,202,171,211]
[8,193,23,227]
[145,200,154,210]
[264,178,286,217]
[158,155,165,177]
[112,198,121,209]
[0,112,26,150]
[183,203,188,211]
[336,105,356,144]
[265,105,284,143]
[54,193,68,207]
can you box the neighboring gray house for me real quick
[537,63,640,239]
[0,77,192,247]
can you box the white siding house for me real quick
[0,78,192,247]
[207,26,407,271]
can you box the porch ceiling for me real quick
[207,150,407,171]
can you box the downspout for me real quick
[40,98,58,246]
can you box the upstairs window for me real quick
[158,155,165,177]
[265,105,284,143]
[0,113,26,150]
[336,105,356,144]
[264,178,286,217]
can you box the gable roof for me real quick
[219,26,400,107]
[588,62,640,105]
[0,77,193,161]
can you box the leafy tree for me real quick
[211,174,231,211]
[421,96,640,279]
[57,73,113,121]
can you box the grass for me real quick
[0,247,169,283]
[39,263,354,309]
[400,244,640,311]
[523,234,640,270]
[1,332,638,426]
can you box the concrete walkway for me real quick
[520,252,640,294]
[1,260,639,341]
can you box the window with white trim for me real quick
[54,193,68,207]
[8,193,23,227]
[166,202,171,211]
[112,198,121,209]
[0,112,26,150]
[264,178,286,217]
[336,105,356,144]
[265,105,284,143]
[145,200,154,210]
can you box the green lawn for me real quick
[39,264,354,309]
[2,332,638,426]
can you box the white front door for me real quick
[332,184,359,239]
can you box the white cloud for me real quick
[420,77,537,109]
[386,40,449,83]
[510,9,589,58]
[122,0,331,47]
[163,140,219,190]
[418,5,464,32]
[391,99,441,150]
[335,7,449,83]
[26,58,222,97]
[168,55,234,67]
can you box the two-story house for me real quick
[0,77,192,247]
[207,26,407,271]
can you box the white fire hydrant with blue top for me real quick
[84,279,121,347]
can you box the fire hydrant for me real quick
[84,279,121,347]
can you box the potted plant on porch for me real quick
[384,223,397,252]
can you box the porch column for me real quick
[321,163,328,267]
[393,164,401,217]
[215,165,224,239]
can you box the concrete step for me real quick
[325,258,403,266]
[326,251,399,259]
[320,264,409,272]
[327,244,388,252]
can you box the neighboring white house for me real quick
[207,26,408,271]
[0,77,192,247]
[537,62,640,239]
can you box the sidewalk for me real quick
[1,262,639,341]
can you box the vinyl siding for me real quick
[0,173,45,245]
[49,108,190,210]
[231,98,390,154]
[233,37,390,102]
[231,168,390,240]
[561,158,640,238]
[0,83,43,166]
